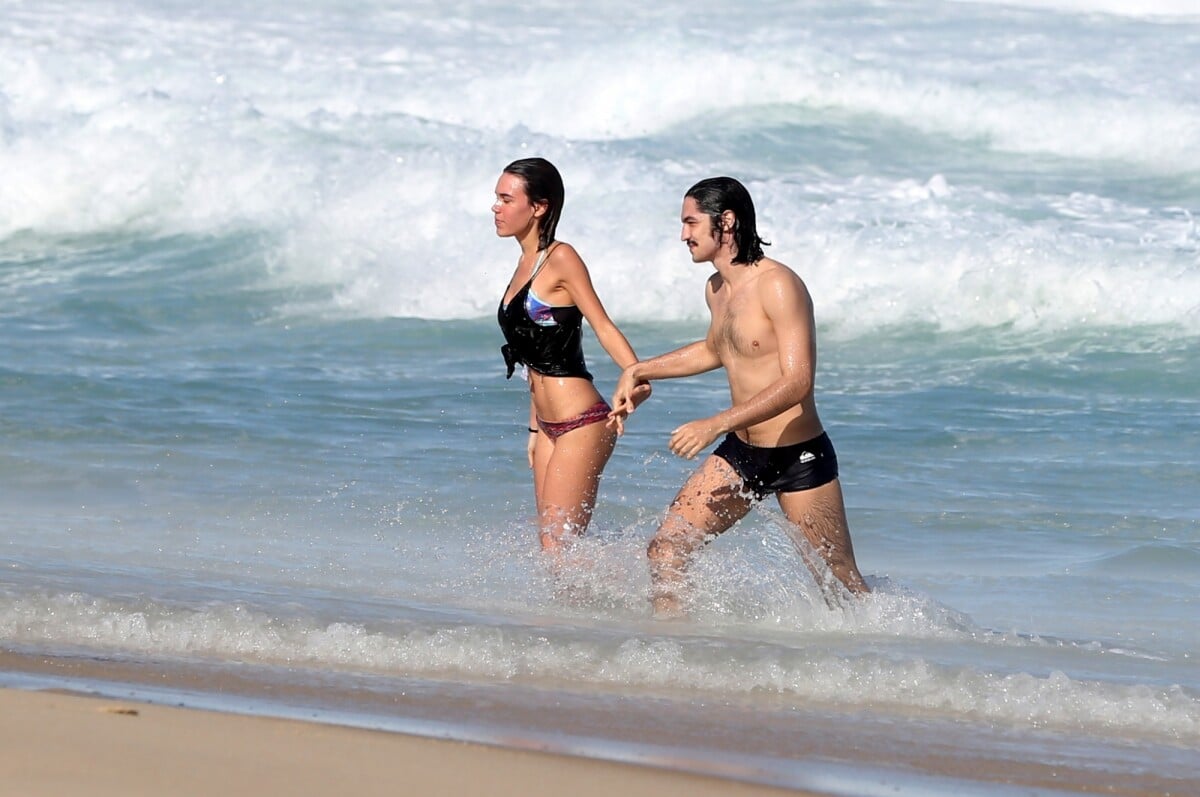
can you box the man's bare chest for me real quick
[710,298,776,360]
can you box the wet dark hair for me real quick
[684,176,769,264]
[503,157,564,251]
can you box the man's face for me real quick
[680,196,720,263]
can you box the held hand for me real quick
[630,380,652,410]
[606,408,627,436]
[668,418,722,460]
[607,369,650,437]
[609,368,641,417]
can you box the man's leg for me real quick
[647,455,753,616]
[776,479,869,596]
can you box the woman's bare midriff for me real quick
[529,372,606,423]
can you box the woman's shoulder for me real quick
[544,241,587,274]
[546,240,580,260]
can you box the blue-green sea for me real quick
[2,1,1198,794]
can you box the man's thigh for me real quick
[659,454,755,542]
[775,479,851,550]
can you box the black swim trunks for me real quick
[713,431,839,500]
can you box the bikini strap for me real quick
[529,242,558,281]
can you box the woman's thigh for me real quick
[539,421,617,518]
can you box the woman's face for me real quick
[492,172,544,239]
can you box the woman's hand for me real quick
[608,368,650,436]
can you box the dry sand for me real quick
[0,686,810,797]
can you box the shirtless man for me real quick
[610,177,869,615]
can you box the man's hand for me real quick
[668,418,722,459]
[608,369,651,436]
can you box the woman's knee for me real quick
[541,500,591,530]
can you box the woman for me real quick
[494,157,648,552]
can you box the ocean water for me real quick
[2,0,1198,793]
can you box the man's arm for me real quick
[668,269,816,458]
[608,339,722,433]
[609,274,724,432]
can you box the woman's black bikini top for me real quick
[497,246,593,380]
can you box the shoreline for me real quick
[0,687,805,797]
[3,646,1196,796]
[0,647,816,796]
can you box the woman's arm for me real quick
[548,244,639,369]
[546,245,653,425]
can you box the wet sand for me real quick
[0,685,805,797]
[3,646,1195,797]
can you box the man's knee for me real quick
[647,516,708,568]
[647,535,680,567]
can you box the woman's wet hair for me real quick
[503,157,565,251]
[684,176,769,264]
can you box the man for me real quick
[610,177,869,615]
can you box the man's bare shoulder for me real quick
[754,258,808,291]
[753,259,813,316]
[754,257,795,277]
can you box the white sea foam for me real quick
[952,0,1200,17]
[270,162,1200,334]
[1,0,1197,333]
[2,589,1197,744]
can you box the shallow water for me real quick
[2,0,1198,793]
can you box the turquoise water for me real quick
[2,1,1199,793]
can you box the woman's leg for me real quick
[536,420,617,552]
[531,427,553,517]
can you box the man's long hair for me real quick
[685,176,769,264]
[503,157,564,251]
